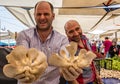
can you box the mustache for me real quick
[72,34,82,38]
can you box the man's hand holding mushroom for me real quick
[48,41,96,81]
[60,65,83,81]
[3,46,48,84]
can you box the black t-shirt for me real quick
[0,47,17,84]
[109,45,120,58]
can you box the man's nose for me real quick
[73,31,79,35]
[41,14,45,19]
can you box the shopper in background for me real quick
[91,41,97,52]
[103,37,112,58]
[64,20,102,84]
[99,41,104,55]
[97,40,102,53]
[15,1,81,84]
[109,41,120,58]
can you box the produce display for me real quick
[3,46,48,83]
[111,56,120,71]
[100,56,120,71]
[100,68,120,79]
[98,56,120,81]
[48,41,96,69]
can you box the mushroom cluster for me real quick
[3,46,48,83]
[48,41,96,69]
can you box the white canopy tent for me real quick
[0,0,120,39]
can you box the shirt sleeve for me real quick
[59,37,69,57]
[16,31,30,48]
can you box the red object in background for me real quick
[93,51,105,58]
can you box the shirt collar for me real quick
[34,27,54,42]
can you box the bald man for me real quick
[64,20,101,84]
[15,1,68,84]
[15,1,81,84]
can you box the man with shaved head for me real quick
[64,20,83,43]
[64,20,102,84]
[16,1,64,84]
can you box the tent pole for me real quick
[115,32,117,41]
[0,19,1,42]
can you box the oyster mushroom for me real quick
[6,46,28,66]
[3,45,48,83]
[48,41,96,69]
[3,64,24,78]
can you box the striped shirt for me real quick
[16,27,69,84]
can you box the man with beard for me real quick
[64,20,102,84]
[15,1,81,84]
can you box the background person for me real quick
[109,41,120,58]
[103,37,112,58]
[64,20,102,84]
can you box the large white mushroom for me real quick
[3,46,48,83]
[48,41,96,70]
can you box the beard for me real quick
[36,24,51,31]
[71,36,80,42]
[39,26,50,31]
[69,33,82,42]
